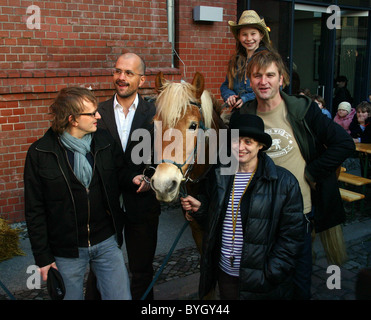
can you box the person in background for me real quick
[332,75,352,118]
[220,10,275,109]
[333,101,356,134]
[181,114,304,300]
[24,87,131,300]
[356,268,371,299]
[366,90,371,104]
[313,95,331,119]
[236,50,354,300]
[349,101,371,143]
[299,88,312,97]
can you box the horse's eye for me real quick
[189,122,198,131]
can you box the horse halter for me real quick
[164,100,208,182]
[143,100,209,188]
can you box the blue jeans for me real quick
[55,235,131,300]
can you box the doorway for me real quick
[334,10,369,112]
[293,4,369,115]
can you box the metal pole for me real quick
[167,0,175,68]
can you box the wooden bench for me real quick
[339,187,366,218]
[338,172,371,186]
[337,168,370,217]
[339,188,365,202]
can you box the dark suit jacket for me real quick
[98,94,160,223]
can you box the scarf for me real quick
[60,131,93,188]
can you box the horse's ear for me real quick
[155,71,166,93]
[192,72,205,99]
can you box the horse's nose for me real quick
[167,180,177,193]
[151,177,178,194]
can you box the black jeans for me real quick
[293,210,313,300]
[124,214,159,300]
[217,268,239,300]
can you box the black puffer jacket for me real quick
[24,128,125,268]
[194,153,304,299]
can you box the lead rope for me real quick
[0,278,16,300]
[140,180,191,300]
[141,99,205,300]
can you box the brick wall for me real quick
[0,0,236,222]
[175,1,236,97]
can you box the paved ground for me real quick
[157,212,371,300]
[1,194,371,301]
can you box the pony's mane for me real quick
[155,80,214,129]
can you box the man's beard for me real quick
[115,81,137,98]
[117,89,136,98]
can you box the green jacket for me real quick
[238,91,355,232]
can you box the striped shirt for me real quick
[219,172,252,277]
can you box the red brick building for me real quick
[0,1,237,222]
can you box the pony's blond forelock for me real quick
[155,80,213,129]
[200,90,213,128]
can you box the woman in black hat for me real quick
[180,114,304,300]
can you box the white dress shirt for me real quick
[113,94,138,152]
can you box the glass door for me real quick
[334,10,369,112]
[292,5,334,111]
[293,4,369,116]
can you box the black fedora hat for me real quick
[229,113,272,151]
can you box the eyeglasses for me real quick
[113,68,144,78]
[77,110,99,117]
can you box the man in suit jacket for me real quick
[97,53,161,300]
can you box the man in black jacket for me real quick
[97,53,161,300]
[332,75,353,118]
[24,87,131,300]
[236,50,355,299]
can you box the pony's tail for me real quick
[319,224,348,266]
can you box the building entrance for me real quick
[293,4,369,114]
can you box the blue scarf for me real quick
[60,132,93,188]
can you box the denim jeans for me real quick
[54,235,131,300]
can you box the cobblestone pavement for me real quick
[1,234,371,300]
[1,202,370,301]
[0,245,202,301]
[311,237,371,300]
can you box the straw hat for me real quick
[228,10,270,43]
